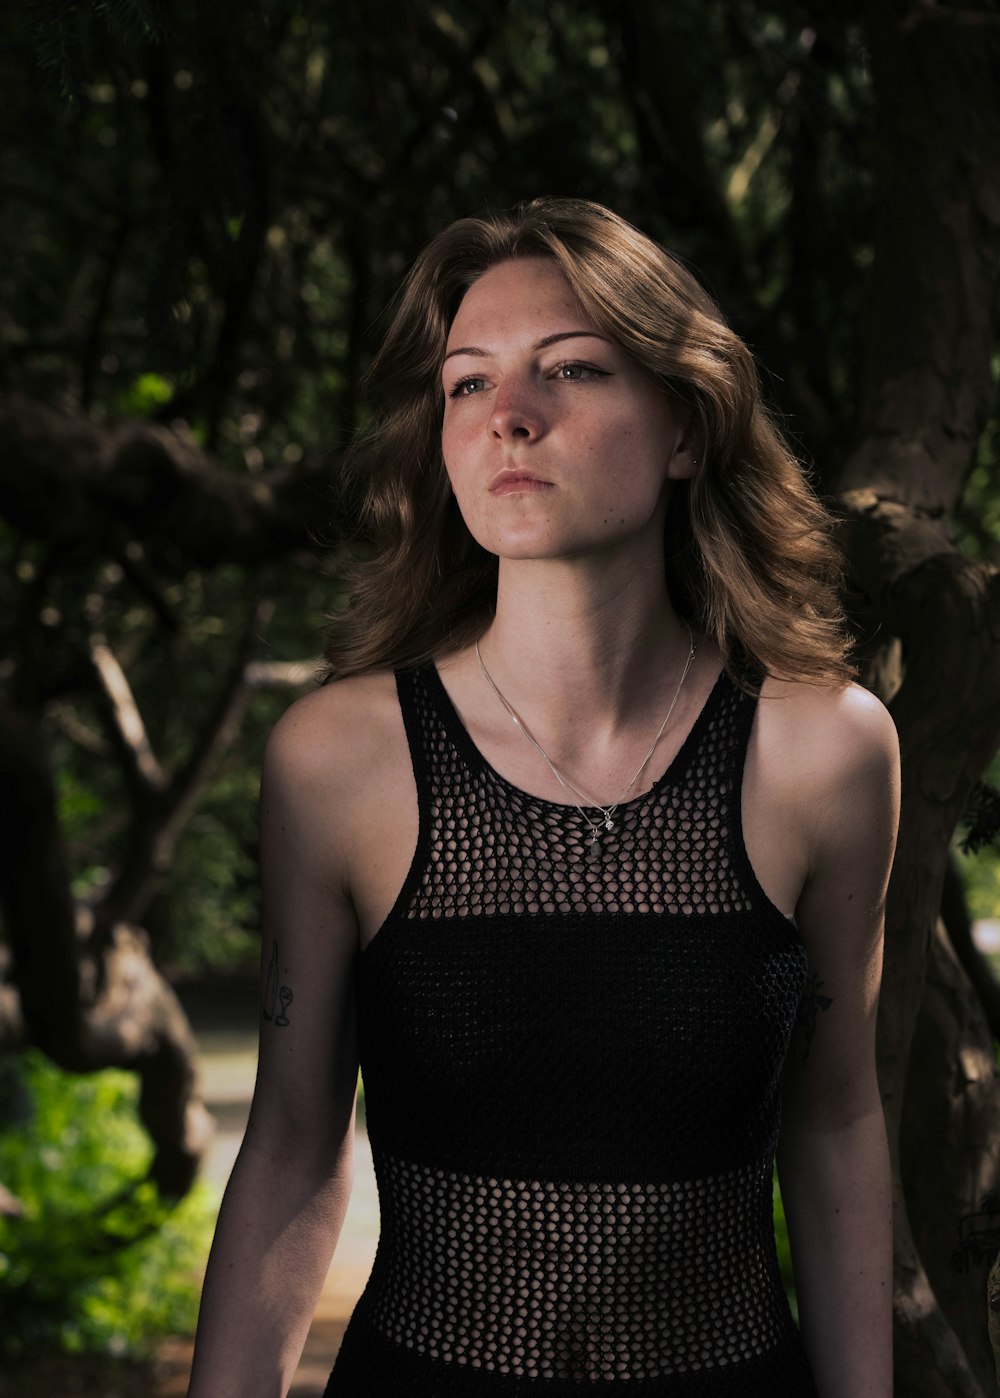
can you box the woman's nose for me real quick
[489,378,543,441]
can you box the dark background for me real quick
[1,2,999,1393]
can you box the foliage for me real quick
[959,782,1000,859]
[0,2,997,1384]
[0,1050,215,1358]
[953,374,1000,922]
[0,0,889,983]
[773,1174,797,1320]
[952,353,1000,565]
[957,844,1000,929]
[144,702,279,977]
[956,755,1000,926]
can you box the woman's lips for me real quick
[489,475,554,495]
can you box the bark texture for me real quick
[834,0,1000,1388]
[0,392,333,566]
[0,699,213,1196]
[903,922,1000,1384]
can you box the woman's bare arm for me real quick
[188,688,363,1398]
[776,685,900,1398]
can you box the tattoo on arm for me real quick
[797,973,833,1061]
[262,939,294,1027]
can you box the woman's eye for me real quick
[448,376,485,398]
[553,361,605,382]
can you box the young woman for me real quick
[187,198,898,1397]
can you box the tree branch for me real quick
[0,697,212,1195]
[89,635,168,795]
[96,599,269,928]
[0,392,340,565]
[610,0,743,272]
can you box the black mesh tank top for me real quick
[324,663,818,1396]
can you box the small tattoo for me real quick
[262,940,293,1026]
[263,940,279,1020]
[797,973,833,1060]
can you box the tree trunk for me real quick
[841,509,1000,1392]
[903,921,1000,1384]
[0,697,213,1197]
[836,2,1000,1387]
[942,856,1000,1043]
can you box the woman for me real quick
[187,198,898,1397]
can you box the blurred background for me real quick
[1,2,999,1394]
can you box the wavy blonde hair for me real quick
[323,197,853,686]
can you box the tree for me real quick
[833,5,1000,1388]
[1,0,998,1387]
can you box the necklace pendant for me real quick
[604,816,614,832]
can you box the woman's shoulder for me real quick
[753,674,899,804]
[262,668,404,800]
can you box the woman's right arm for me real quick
[188,690,362,1398]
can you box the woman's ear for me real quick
[665,407,703,481]
[666,448,698,481]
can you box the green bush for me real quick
[0,1049,215,1359]
[772,1172,798,1320]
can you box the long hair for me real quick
[322,197,853,686]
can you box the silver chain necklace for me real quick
[474,628,698,850]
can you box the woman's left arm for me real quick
[776,687,900,1398]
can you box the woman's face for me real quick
[440,256,694,563]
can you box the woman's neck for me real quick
[476,553,695,739]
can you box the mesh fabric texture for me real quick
[323,664,817,1396]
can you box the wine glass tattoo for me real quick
[262,940,293,1027]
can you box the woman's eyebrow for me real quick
[442,330,611,364]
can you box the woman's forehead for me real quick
[446,257,597,349]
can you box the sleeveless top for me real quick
[323,663,818,1397]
